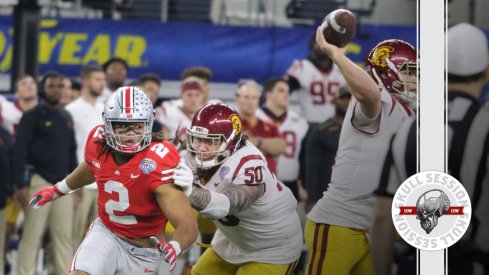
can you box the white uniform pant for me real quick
[71,218,163,275]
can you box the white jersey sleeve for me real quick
[203,142,302,265]
[287,59,347,123]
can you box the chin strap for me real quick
[394,90,417,109]
[194,156,218,169]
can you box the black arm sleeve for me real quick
[67,115,78,172]
[287,75,301,93]
[298,129,308,185]
[12,112,35,189]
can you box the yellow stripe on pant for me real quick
[304,219,373,275]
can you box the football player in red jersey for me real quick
[28,86,198,275]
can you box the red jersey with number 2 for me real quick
[84,125,180,239]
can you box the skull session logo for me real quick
[416,190,451,234]
[392,171,471,251]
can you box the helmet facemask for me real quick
[105,119,153,154]
[186,126,240,170]
[391,61,417,108]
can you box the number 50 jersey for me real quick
[84,125,180,239]
[198,141,303,265]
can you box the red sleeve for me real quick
[147,140,181,192]
[269,123,282,139]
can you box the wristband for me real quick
[55,179,75,194]
[200,191,231,219]
[168,240,182,256]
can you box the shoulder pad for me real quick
[145,141,181,172]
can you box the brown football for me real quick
[321,9,357,48]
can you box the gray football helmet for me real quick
[103,86,154,153]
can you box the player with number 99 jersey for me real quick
[287,58,346,124]
[84,125,179,238]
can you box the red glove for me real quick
[29,185,65,209]
[150,236,181,271]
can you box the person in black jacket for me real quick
[13,71,77,275]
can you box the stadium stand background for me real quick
[0,1,488,274]
[0,0,488,107]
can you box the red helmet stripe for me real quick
[124,87,131,113]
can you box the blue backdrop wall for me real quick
[0,16,416,83]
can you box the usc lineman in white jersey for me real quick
[286,37,347,124]
[304,29,416,275]
[256,77,309,199]
[173,103,302,275]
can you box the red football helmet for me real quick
[186,103,243,169]
[364,39,417,105]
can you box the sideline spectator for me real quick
[65,65,105,246]
[98,57,129,104]
[13,71,77,275]
[235,80,285,174]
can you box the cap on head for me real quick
[447,23,489,76]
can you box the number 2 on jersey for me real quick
[104,180,137,225]
[150,143,170,158]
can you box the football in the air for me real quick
[320,9,357,48]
